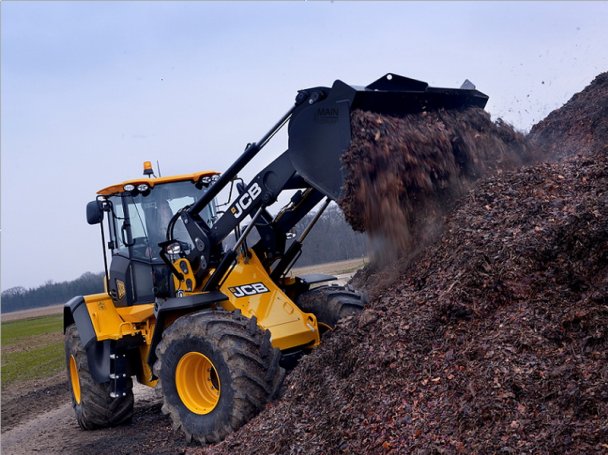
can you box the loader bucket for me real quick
[287,73,489,201]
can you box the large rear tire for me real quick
[154,310,283,444]
[64,325,134,430]
[297,285,366,334]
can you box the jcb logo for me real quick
[229,282,270,298]
[116,280,126,300]
[230,183,262,218]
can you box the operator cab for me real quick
[87,165,219,306]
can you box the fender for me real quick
[297,273,337,286]
[64,296,111,383]
[147,291,229,371]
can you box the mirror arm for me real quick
[158,240,184,281]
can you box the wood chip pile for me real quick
[198,73,608,455]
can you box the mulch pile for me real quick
[528,72,608,159]
[339,107,535,253]
[196,73,608,454]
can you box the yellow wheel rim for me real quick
[175,352,221,415]
[69,355,81,404]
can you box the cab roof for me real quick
[97,170,219,196]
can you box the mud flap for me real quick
[64,296,111,383]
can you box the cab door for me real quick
[107,195,159,307]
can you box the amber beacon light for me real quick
[143,161,154,177]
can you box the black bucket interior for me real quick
[287,73,489,201]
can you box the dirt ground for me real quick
[1,380,188,455]
[1,304,64,323]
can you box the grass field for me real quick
[1,314,64,387]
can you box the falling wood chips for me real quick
[339,107,535,253]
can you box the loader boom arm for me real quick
[174,73,488,287]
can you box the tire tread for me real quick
[65,325,134,430]
[153,310,283,444]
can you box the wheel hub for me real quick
[69,355,81,404]
[175,352,221,415]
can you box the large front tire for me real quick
[154,310,283,444]
[64,325,134,430]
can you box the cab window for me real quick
[108,181,217,261]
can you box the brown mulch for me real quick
[528,72,608,159]
[339,107,536,253]
[195,72,608,455]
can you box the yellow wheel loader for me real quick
[63,73,488,443]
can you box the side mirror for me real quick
[86,200,104,225]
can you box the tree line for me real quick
[1,205,367,313]
[2,272,105,313]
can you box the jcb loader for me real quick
[64,73,488,443]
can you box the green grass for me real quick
[1,314,65,386]
[1,341,65,386]
[1,314,62,347]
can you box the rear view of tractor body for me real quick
[63,73,488,443]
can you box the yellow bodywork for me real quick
[96,170,219,196]
[83,294,158,386]
[217,252,320,350]
[83,293,151,341]
[83,250,319,386]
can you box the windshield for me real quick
[110,181,216,261]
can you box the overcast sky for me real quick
[2,1,607,292]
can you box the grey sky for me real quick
[2,1,607,292]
